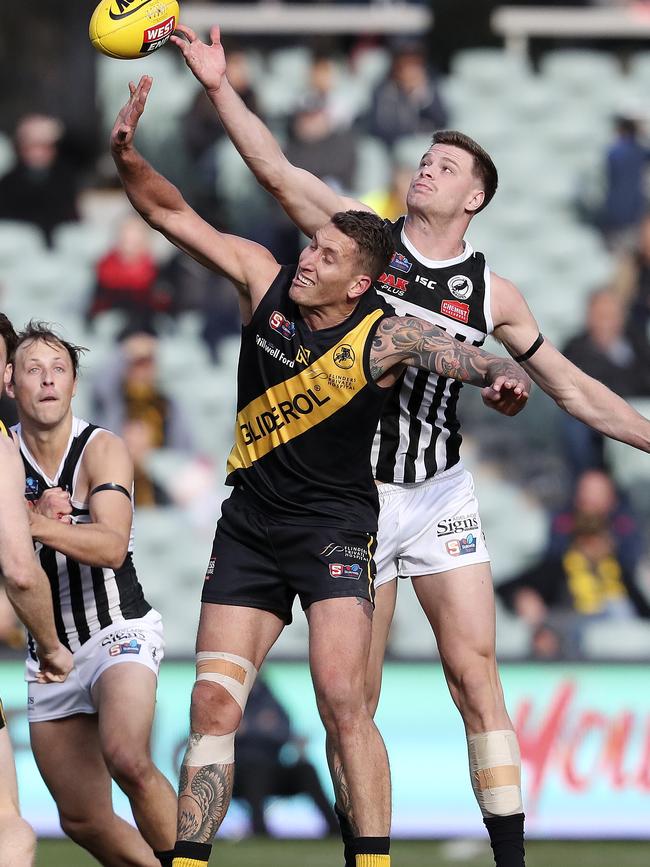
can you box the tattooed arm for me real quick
[370,316,531,410]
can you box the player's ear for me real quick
[350,275,371,298]
[5,371,15,399]
[2,363,11,390]
[466,188,485,214]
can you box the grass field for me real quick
[36,838,650,866]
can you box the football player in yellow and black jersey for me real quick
[112,77,531,867]
[0,312,73,866]
[174,26,650,867]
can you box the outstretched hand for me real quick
[170,24,226,94]
[110,75,153,151]
[481,374,530,417]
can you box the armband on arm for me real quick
[89,483,132,501]
[512,333,544,364]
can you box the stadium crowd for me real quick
[1,2,650,668]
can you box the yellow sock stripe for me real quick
[172,859,209,867]
[355,855,390,867]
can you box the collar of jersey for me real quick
[400,226,474,269]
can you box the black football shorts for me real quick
[201,491,377,623]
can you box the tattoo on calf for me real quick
[333,761,360,837]
[177,744,235,843]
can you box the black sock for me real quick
[484,813,526,867]
[173,840,213,865]
[155,850,175,867]
[350,836,391,860]
[335,805,356,867]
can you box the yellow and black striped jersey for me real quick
[226,266,394,531]
[0,418,7,437]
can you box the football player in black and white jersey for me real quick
[6,322,177,867]
[0,312,73,867]
[172,27,650,867]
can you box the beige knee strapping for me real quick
[185,652,258,767]
[467,730,523,818]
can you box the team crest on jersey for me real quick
[441,299,470,324]
[24,477,41,501]
[269,310,296,340]
[389,252,412,274]
[448,275,473,300]
[333,344,355,369]
[329,563,363,579]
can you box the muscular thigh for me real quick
[412,561,497,666]
[93,663,158,758]
[307,596,374,706]
[30,716,113,817]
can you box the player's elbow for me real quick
[102,536,129,571]
[3,560,38,593]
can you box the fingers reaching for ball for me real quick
[170,23,227,93]
[110,76,153,150]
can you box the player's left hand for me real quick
[36,643,74,684]
[481,374,530,417]
[111,75,153,152]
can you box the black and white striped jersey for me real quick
[372,217,493,484]
[16,417,151,654]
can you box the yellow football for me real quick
[89,0,180,60]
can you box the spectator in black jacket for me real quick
[0,114,79,245]
[561,289,648,476]
[233,678,338,837]
[366,39,447,148]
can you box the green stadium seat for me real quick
[495,598,532,660]
[352,135,391,199]
[52,221,114,264]
[450,49,531,93]
[581,619,650,661]
[0,220,46,268]
[392,134,435,169]
[4,253,94,314]
[540,50,622,94]
[353,46,391,88]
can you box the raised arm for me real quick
[0,436,72,683]
[171,25,371,237]
[491,274,650,451]
[370,315,531,399]
[110,75,280,320]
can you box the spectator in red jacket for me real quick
[87,215,169,329]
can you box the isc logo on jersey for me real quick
[89,0,180,59]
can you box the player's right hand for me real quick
[33,487,73,522]
[171,25,226,95]
[36,643,74,684]
[110,75,152,151]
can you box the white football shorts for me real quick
[375,463,490,589]
[26,608,164,722]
